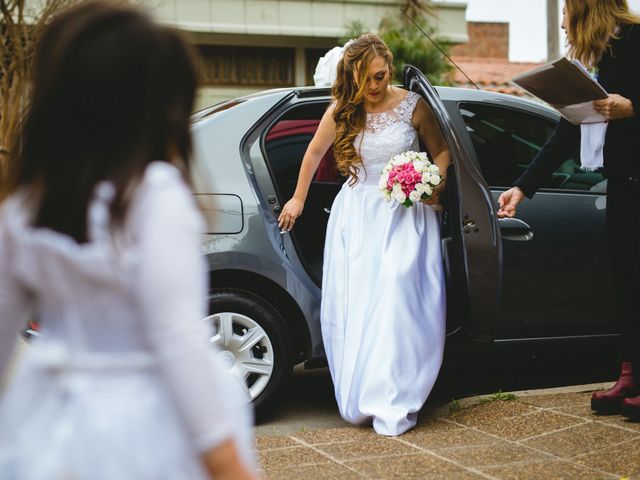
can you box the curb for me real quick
[504,381,614,397]
[431,381,614,418]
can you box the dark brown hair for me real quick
[332,34,394,186]
[3,1,198,242]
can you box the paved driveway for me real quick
[256,383,640,479]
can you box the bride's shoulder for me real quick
[391,88,421,108]
[389,86,411,102]
[393,89,422,119]
[403,89,422,103]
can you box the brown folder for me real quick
[512,58,608,124]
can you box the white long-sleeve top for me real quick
[0,162,253,463]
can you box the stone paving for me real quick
[257,388,640,479]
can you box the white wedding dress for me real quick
[321,91,446,436]
[0,162,255,479]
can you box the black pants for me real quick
[607,176,640,368]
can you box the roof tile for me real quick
[449,56,544,97]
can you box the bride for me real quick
[278,34,451,435]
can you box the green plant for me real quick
[478,390,518,404]
[337,1,451,86]
[379,16,453,85]
[449,398,463,414]
[339,19,368,45]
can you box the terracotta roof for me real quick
[449,56,544,97]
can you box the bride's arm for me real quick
[412,98,451,205]
[277,105,336,231]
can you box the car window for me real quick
[459,102,605,192]
[262,100,345,285]
[264,102,342,199]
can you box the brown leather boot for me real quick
[621,395,640,422]
[591,362,638,414]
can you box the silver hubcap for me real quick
[204,312,274,401]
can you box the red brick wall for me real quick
[451,22,509,59]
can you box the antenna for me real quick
[400,9,480,90]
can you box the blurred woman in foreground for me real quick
[0,2,257,477]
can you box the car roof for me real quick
[435,86,552,111]
[292,84,551,110]
[191,84,555,124]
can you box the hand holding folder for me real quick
[512,58,608,124]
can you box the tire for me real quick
[205,288,293,417]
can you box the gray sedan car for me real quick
[192,66,617,413]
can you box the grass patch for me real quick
[478,390,518,404]
[448,390,518,415]
[449,398,464,414]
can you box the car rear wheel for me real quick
[205,288,292,416]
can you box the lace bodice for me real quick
[355,91,421,185]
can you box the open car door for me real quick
[404,65,501,343]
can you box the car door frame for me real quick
[253,93,340,290]
[404,65,502,343]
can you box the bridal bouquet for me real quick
[379,151,443,207]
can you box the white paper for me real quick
[558,101,607,124]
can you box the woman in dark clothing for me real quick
[499,0,640,421]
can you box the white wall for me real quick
[140,0,469,42]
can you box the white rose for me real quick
[424,185,433,197]
[415,183,427,193]
[392,191,406,203]
[430,164,440,173]
[421,173,431,184]
[430,174,441,185]
[378,176,388,189]
[413,161,426,173]
[409,190,421,203]
[392,183,403,194]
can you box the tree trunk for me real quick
[0,0,77,185]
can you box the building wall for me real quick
[140,0,467,41]
[138,0,468,109]
[451,21,509,59]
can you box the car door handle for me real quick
[323,208,331,214]
[498,217,533,241]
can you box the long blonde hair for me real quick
[331,34,394,186]
[565,0,640,67]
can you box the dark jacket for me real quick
[515,23,640,197]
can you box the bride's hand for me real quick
[421,178,446,209]
[278,197,304,231]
